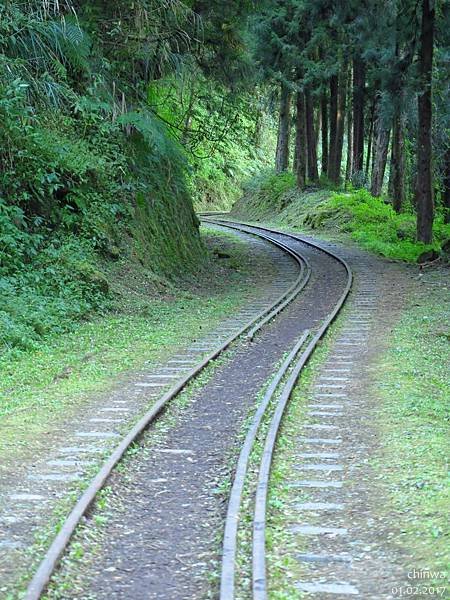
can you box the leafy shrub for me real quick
[0,237,111,354]
[0,199,44,275]
[326,189,450,261]
[234,171,296,217]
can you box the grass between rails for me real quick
[0,226,274,462]
[373,268,450,578]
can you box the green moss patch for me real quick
[233,174,450,263]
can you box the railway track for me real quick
[20,218,353,599]
[22,220,317,599]
[202,219,352,600]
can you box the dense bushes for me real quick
[0,237,109,353]
[234,171,297,216]
[0,3,205,353]
[323,190,450,262]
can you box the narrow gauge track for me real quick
[24,222,312,599]
[202,218,352,600]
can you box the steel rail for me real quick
[24,220,312,600]
[203,219,312,340]
[205,220,313,339]
[219,330,310,600]
[205,219,353,600]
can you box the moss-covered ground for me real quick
[232,173,450,263]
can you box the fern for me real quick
[0,2,90,106]
[118,109,186,166]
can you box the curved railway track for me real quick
[23,220,320,600]
[22,217,354,599]
[202,219,352,600]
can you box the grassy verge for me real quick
[28,352,233,600]
[374,268,449,576]
[232,173,450,263]
[0,226,274,463]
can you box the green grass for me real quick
[0,226,274,463]
[374,269,450,576]
[323,190,449,262]
[260,275,449,593]
[233,173,450,263]
[29,353,233,600]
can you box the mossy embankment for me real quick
[232,172,450,263]
[0,2,276,357]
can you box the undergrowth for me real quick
[0,3,276,355]
[233,173,450,263]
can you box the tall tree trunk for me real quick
[370,108,391,197]
[416,0,435,243]
[345,67,353,183]
[295,91,307,190]
[275,83,292,173]
[321,90,329,176]
[314,104,321,163]
[443,146,450,224]
[352,56,365,175]
[365,95,376,176]
[328,75,338,182]
[305,88,318,182]
[334,67,347,185]
[390,110,405,212]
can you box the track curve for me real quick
[201,219,352,600]
[24,220,312,600]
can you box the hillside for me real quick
[233,173,450,263]
[0,1,274,354]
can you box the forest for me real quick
[0,2,449,599]
[0,0,449,353]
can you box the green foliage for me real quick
[326,189,450,261]
[0,200,43,274]
[0,237,110,353]
[234,171,296,216]
[234,174,450,262]
[0,1,211,355]
[0,0,279,354]
[147,73,277,210]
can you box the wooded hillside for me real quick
[0,0,273,351]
